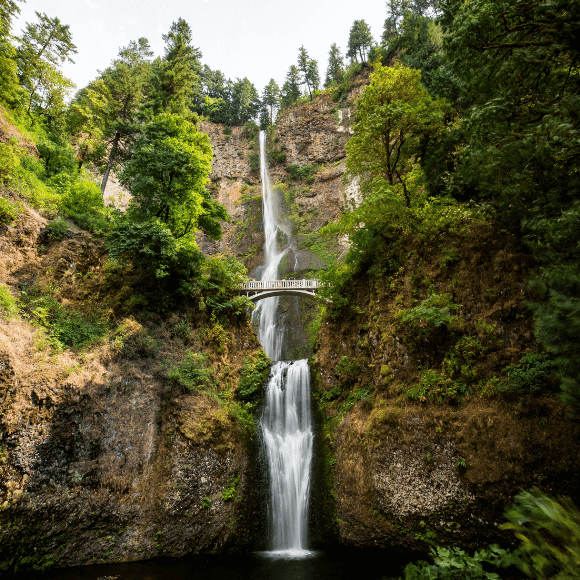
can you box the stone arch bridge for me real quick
[238,279,321,303]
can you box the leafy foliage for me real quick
[0,138,20,184]
[346,62,443,206]
[400,544,515,579]
[107,220,203,284]
[500,352,557,399]
[22,290,107,350]
[45,216,68,240]
[0,196,22,225]
[121,112,222,240]
[168,351,216,392]
[503,488,580,580]
[237,350,271,406]
[396,293,459,340]
[0,283,18,317]
[15,11,77,119]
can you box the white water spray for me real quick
[254,131,314,555]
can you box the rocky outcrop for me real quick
[314,224,580,551]
[0,206,265,570]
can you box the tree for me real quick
[89,38,153,194]
[262,78,280,125]
[382,0,442,45]
[148,18,202,117]
[15,11,77,118]
[437,0,580,409]
[346,19,374,63]
[0,0,23,104]
[280,65,301,109]
[346,62,439,206]
[297,45,319,99]
[66,83,108,170]
[306,59,320,97]
[325,43,344,87]
[229,77,260,125]
[121,112,227,241]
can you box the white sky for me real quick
[13,0,386,96]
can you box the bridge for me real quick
[238,279,322,302]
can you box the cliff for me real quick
[0,201,266,570]
[0,77,578,572]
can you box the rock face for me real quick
[0,206,265,570]
[313,224,580,551]
[198,93,356,278]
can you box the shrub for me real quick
[249,153,260,171]
[36,139,77,178]
[396,293,460,342]
[168,352,216,392]
[500,352,557,398]
[287,163,318,183]
[0,196,22,225]
[61,179,103,216]
[46,216,68,240]
[23,291,106,350]
[237,350,271,405]
[406,369,461,405]
[108,219,203,284]
[269,150,287,164]
[399,544,514,579]
[0,284,18,318]
[503,488,580,580]
[0,138,20,184]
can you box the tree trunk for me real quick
[101,133,120,198]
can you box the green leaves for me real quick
[346,62,443,206]
[503,488,580,580]
[121,112,216,239]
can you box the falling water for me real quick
[254,131,314,555]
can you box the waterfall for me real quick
[254,130,314,555]
[260,360,313,553]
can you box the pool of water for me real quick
[19,548,408,580]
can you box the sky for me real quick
[13,0,387,96]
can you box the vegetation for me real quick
[400,488,580,580]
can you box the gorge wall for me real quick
[0,76,579,572]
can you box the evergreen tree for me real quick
[297,45,319,99]
[262,78,280,125]
[230,77,260,125]
[16,11,77,118]
[86,38,153,193]
[0,0,22,104]
[148,18,202,117]
[346,19,373,63]
[325,43,344,87]
[280,65,301,109]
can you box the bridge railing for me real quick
[239,279,321,291]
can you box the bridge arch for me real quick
[238,279,322,303]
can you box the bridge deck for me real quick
[239,279,321,292]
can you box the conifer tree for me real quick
[148,18,202,118]
[0,0,22,104]
[297,45,319,99]
[325,43,344,87]
[280,65,301,108]
[346,19,374,63]
[16,11,77,117]
[262,78,280,125]
[88,38,154,194]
